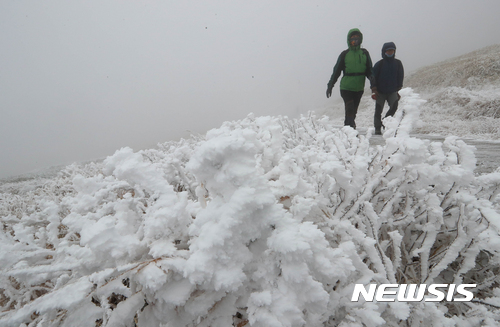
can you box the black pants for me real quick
[340,90,364,129]
[374,92,399,130]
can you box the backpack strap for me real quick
[344,72,366,76]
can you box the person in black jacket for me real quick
[371,42,404,135]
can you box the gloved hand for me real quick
[326,87,333,98]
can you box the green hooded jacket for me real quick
[327,28,374,92]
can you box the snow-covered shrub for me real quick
[1,88,500,326]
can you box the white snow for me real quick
[1,83,500,326]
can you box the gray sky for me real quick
[2,0,500,179]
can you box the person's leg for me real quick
[340,90,356,128]
[374,93,388,134]
[384,92,400,118]
[351,91,364,129]
[341,90,364,129]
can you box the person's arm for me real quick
[371,60,380,98]
[364,50,375,89]
[397,60,404,90]
[326,50,347,96]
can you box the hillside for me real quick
[405,44,500,139]
[1,89,500,326]
[1,45,500,327]
[405,44,500,91]
[403,45,500,138]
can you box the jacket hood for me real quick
[382,42,397,58]
[347,28,363,49]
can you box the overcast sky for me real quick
[2,0,500,179]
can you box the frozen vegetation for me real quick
[1,86,500,326]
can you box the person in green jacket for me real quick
[326,28,374,129]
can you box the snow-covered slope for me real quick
[1,89,500,326]
[405,44,500,91]
[407,44,500,139]
[323,44,500,140]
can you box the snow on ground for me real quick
[1,88,500,326]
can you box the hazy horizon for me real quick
[2,0,500,179]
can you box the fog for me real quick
[2,0,500,179]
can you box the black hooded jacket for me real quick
[372,42,404,94]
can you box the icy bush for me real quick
[1,89,500,326]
